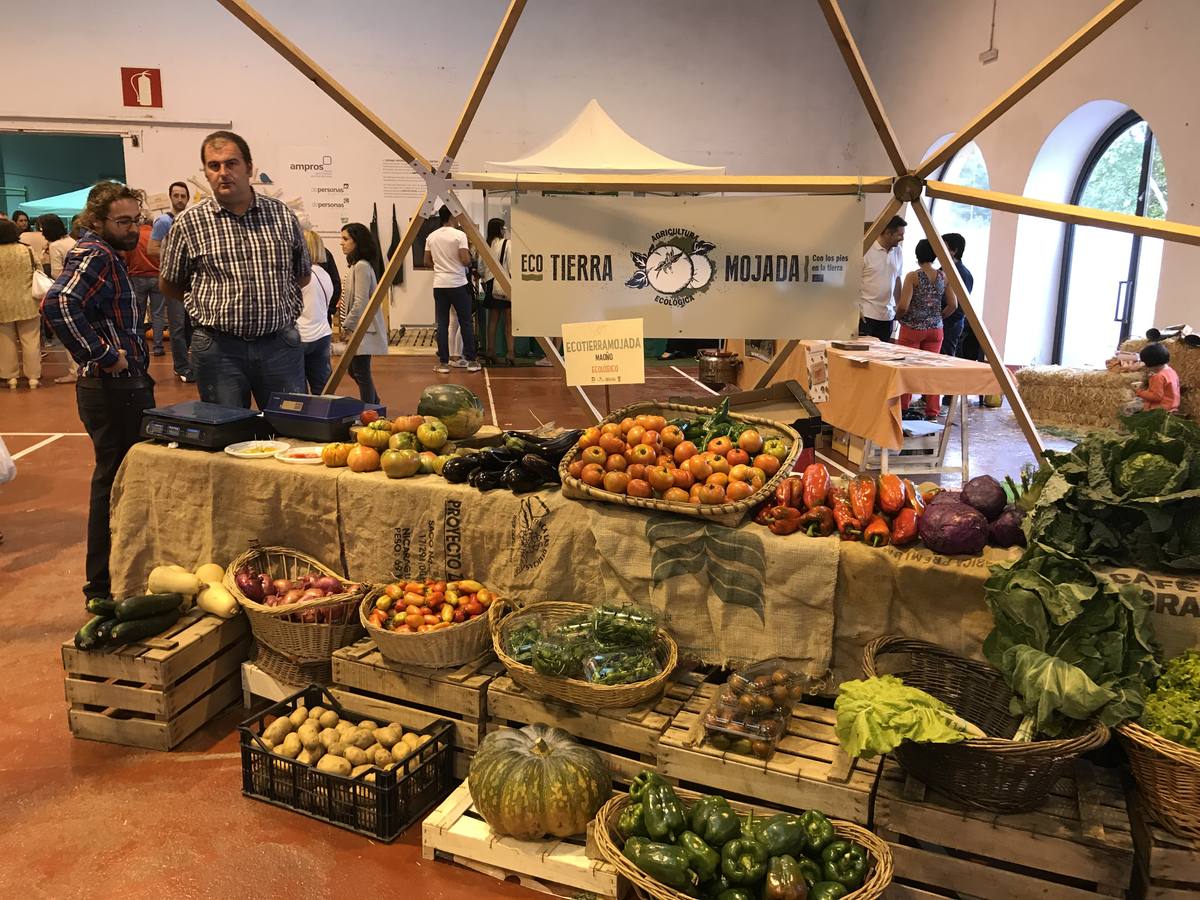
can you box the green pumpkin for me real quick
[417,384,485,439]
[469,724,611,839]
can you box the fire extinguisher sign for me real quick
[120,67,162,108]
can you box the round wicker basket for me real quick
[489,599,677,709]
[558,400,802,528]
[594,792,893,900]
[224,545,365,684]
[1117,720,1200,840]
[863,636,1109,813]
[359,588,491,669]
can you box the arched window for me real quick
[1053,111,1167,366]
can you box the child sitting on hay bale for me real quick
[1122,342,1181,414]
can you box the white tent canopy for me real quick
[485,99,724,175]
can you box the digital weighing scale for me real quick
[263,393,386,442]
[141,401,270,450]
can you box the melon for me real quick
[417,384,484,439]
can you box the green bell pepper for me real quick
[617,802,649,840]
[623,837,700,892]
[720,834,769,885]
[753,813,805,857]
[763,854,809,900]
[798,809,836,855]
[630,770,667,803]
[820,839,868,891]
[676,831,720,882]
[714,890,755,900]
[690,796,742,847]
[797,856,822,887]
[808,882,848,900]
[643,780,688,842]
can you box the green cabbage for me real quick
[834,675,983,759]
[1118,452,1179,497]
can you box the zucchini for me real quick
[86,596,117,617]
[111,609,182,644]
[115,593,183,621]
[75,615,116,650]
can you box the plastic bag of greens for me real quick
[551,613,594,644]
[505,619,543,665]
[590,603,658,648]
[531,634,590,678]
[583,648,661,685]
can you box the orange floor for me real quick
[0,346,1056,898]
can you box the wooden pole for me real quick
[863,196,903,255]
[916,0,1144,178]
[752,339,802,390]
[816,0,909,176]
[453,173,893,194]
[910,200,1045,461]
[926,181,1200,247]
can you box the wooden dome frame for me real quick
[218,0,1199,458]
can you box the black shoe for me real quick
[152,348,166,357]
[179,373,195,383]
[901,409,924,421]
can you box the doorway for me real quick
[0,132,125,215]
[1054,112,1167,367]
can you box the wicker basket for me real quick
[863,636,1110,814]
[595,791,892,900]
[359,588,492,669]
[1118,721,1200,840]
[558,401,802,528]
[489,599,677,709]
[224,546,366,685]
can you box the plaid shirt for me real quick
[41,229,147,378]
[159,191,309,338]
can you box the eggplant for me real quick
[502,429,584,462]
[477,446,524,471]
[442,454,483,484]
[470,467,506,491]
[502,461,545,494]
[520,454,560,484]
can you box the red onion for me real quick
[313,576,343,594]
[236,572,264,601]
[273,578,294,595]
[260,574,276,597]
[282,588,306,605]
[301,588,326,601]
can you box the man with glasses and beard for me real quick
[42,181,155,605]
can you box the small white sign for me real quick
[562,318,645,387]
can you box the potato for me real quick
[262,716,294,745]
[363,772,376,784]
[328,741,348,757]
[373,726,402,749]
[335,720,356,735]
[297,746,324,766]
[298,723,322,751]
[318,728,339,750]
[357,720,379,732]
[347,728,375,750]
[260,737,276,752]
[288,708,309,729]
[317,710,340,729]
[373,748,393,768]
[391,742,411,763]
[308,706,327,721]
[342,746,368,767]
[350,764,372,779]
[276,733,302,759]
[400,732,421,750]
[316,754,352,777]
[383,762,397,771]
[416,734,432,748]
[364,743,383,758]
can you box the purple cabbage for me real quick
[926,490,961,506]
[988,505,1027,548]
[918,501,989,556]
[961,475,1007,521]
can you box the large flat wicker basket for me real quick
[489,598,677,709]
[224,546,366,685]
[558,401,802,528]
[595,791,892,900]
[863,636,1110,813]
[1117,720,1200,840]
[359,588,491,669]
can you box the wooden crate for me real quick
[1129,793,1200,900]
[422,779,625,900]
[241,660,295,707]
[656,682,879,823]
[62,609,250,751]
[486,668,713,785]
[330,641,500,779]
[875,758,1134,899]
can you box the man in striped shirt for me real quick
[159,130,310,408]
[42,181,155,604]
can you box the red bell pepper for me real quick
[763,505,804,535]
[864,514,891,547]
[774,475,805,510]
[849,475,876,521]
[801,463,831,510]
[753,501,774,526]
[799,505,836,537]
[891,507,919,546]
[904,478,925,513]
[878,474,906,515]
[827,486,862,541]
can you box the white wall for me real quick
[853,0,1200,360]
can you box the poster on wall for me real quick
[510,195,862,339]
[279,145,351,235]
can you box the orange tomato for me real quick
[707,436,733,456]
[581,445,608,465]
[567,459,585,479]
[600,422,623,436]
[726,480,754,502]
[347,444,381,472]
[709,455,731,476]
[604,453,628,472]
[687,456,712,481]
[599,432,627,455]
[660,425,685,449]
[627,463,648,482]
[671,467,694,490]
[706,472,729,488]
[754,454,781,477]
[737,429,765,455]
[581,463,606,487]
[647,465,676,494]
[626,425,646,446]
[628,444,657,465]
[578,426,602,448]
[698,482,726,505]
[627,478,653,498]
[619,417,636,434]
[657,454,675,468]
[602,471,630,494]
[725,448,751,468]
[641,430,660,447]
[674,441,699,464]
[728,463,756,483]
[688,483,704,503]
[663,487,690,503]
[644,415,667,433]
[634,414,654,430]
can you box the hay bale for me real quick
[1015,366,1133,430]
[1120,337,1200,420]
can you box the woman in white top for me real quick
[480,217,514,365]
[340,222,387,404]
[299,230,334,393]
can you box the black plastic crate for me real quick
[239,684,453,841]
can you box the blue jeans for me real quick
[166,298,192,377]
[131,276,165,350]
[190,325,305,409]
[348,355,379,404]
[434,285,476,364]
[941,313,966,357]
[302,335,332,394]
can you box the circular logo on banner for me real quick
[625,230,716,307]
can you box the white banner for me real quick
[279,145,352,234]
[510,194,862,339]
